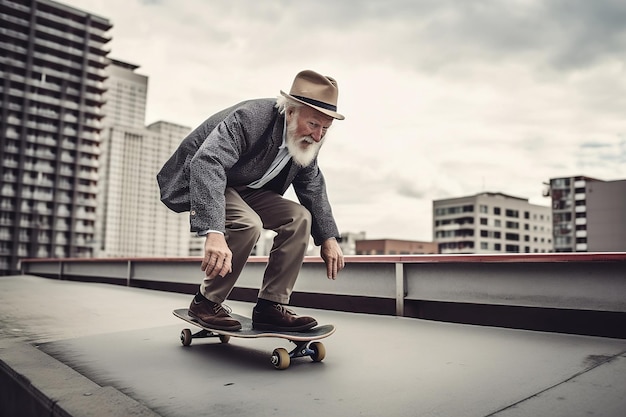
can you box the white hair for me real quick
[275,95,304,114]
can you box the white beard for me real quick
[285,125,326,167]
[286,135,323,167]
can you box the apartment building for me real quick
[433,192,552,254]
[338,231,367,255]
[102,59,147,129]
[549,175,626,252]
[0,0,111,274]
[95,56,193,257]
[146,121,192,256]
[96,121,191,257]
[355,239,438,255]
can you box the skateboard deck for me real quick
[173,308,335,370]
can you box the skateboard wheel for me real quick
[310,342,326,362]
[219,335,230,344]
[180,329,192,346]
[271,348,290,370]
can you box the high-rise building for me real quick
[433,192,552,254]
[0,0,111,274]
[96,103,191,256]
[102,58,148,129]
[548,175,626,252]
[96,57,191,257]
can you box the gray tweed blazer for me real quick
[157,99,339,245]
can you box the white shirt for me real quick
[198,119,291,236]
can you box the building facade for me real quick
[95,56,192,257]
[355,239,438,255]
[338,231,366,255]
[433,192,552,254]
[96,119,191,257]
[549,175,626,252]
[102,58,147,129]
[0,0,111,274]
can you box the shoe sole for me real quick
[252,321,318,332]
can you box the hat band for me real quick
[292,95,337,112]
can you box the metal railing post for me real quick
[395,262,405,317]
[126,260,132,287]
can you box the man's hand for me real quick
[320,238,345,280]
[201,233,232,279]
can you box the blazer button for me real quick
[190,210,196,215]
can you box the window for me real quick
[505,209,519,218]
[505,233,519,241]
[494,207,501,215]
[552,178,571,187]
[436,205,474,216]
[554,212,572,222]
[480,205,488,214]
[480,218,488,225]
[505,244,520,252]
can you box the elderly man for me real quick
[157,70,345,332]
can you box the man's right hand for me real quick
[201,233,232,279]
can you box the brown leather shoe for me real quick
[188,295,241,331]
[252,304,318,332]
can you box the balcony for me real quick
[5,128,19,139]
[36,10,87,32]
[0,186,16,197]
[434,223,461,231]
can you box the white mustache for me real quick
[298,136,315,144]
[287,134,324,167]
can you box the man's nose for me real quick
[311,127,323,142]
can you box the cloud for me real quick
[577,136,626,172]
[60,0,626,241]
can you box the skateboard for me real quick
[172,308,335,370]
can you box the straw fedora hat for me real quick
[281,70,345,120]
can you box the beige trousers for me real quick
[201,187,311,305]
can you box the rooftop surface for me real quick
[1,275,625,416]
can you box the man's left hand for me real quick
[320,238,345,280]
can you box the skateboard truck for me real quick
[180,328,231,345]
[271,340,326,370]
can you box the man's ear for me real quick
[285,107,296,124]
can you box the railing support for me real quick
[395,262,405,317]
[126,260,132,287]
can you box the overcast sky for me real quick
[64,0,626,241]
